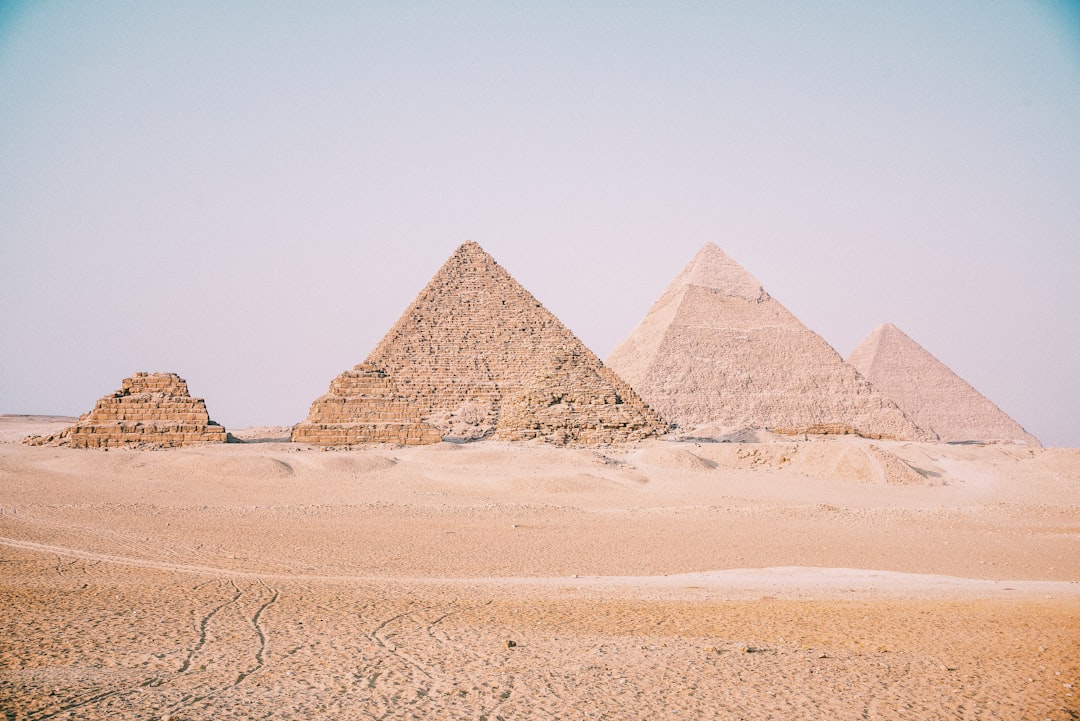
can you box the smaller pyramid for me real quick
[607,243,929,440]
[847,323,1040,445]
[291,363,443,446]
[26,372,227,448]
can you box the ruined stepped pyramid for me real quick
[291,362,444,446]
[606,243,929,440]
[293,241,667,445]
[847,322,1040,445]
[26,372,227,448]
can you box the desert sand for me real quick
[1,415,1077,720]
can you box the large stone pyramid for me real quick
[26,372,227,448]
[293,241,667,445]
[606,243,929,440]
[847,323,1040,445]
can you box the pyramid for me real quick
[606,243,929,440]
[847,323,1040,445]
[292,241,667,445]
[26,372,227,448]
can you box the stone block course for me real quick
[293,363,444,446]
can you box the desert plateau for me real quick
[2,414,1077,720]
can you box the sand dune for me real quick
[1,415,1077,719]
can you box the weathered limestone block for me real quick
[25,372,227,448]
[294,241,667,446]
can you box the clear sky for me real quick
[2,1,1078,447]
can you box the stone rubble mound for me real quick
[847,322,1039,446]
[606,243,930,441]
[293,241,667,445]
[26,372,227,448]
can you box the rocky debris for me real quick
[496,350,662,444]
[668,440,940,485]
[638,447,718,471]
[606,243,929,441]
[294,241,667,445]
[864,444,939,486]
[847,323,1040,446]
[25,372,226,448]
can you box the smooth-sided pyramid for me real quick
[847,323,1040,445]
[293,241,667,445]
[26,372,227,448]
[606,243,929,440]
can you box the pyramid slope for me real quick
[607,244,929,441]
[293,241,667,445]
[847,323,1040,445]
[26,372,227,448]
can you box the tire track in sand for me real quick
[178,579,243,673]
[160,579,280,718]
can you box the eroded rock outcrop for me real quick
[26,372,227,448]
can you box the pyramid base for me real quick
[27,422,228,449]
[770,424,903,441]
[291,422,442,446]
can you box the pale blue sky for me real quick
[2,1,1078,446]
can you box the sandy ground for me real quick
[1,414,1077,720]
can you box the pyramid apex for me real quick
[668,243,766,301]
[858,322,907,344]
[444,240,500,269]
[873,323,924,348]
[455,239,487,254]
